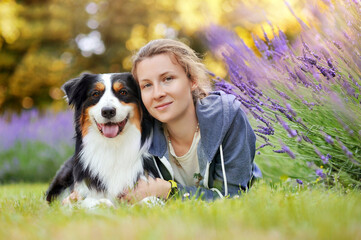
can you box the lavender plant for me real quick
[206,1,361,187]
[0,110,74,182]
[0,109,74,151]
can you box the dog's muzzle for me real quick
[96,117,128,138]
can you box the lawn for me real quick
[1,182,360,240]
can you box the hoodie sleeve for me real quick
[175,183,224,201]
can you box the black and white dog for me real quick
[46,73,159,207]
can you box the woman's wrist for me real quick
[156,178,172,199]
[166,180,178,200]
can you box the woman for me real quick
[123,39,261,202]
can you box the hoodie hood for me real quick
[196,91,240,163]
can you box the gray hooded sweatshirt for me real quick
[149,91,262,201]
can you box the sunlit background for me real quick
[4,0,358,186]
[0,0,312,112]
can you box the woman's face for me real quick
[136,53,197,124]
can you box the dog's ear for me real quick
[61,77,79,105]
[128,73,145,120]
[61,73,92,107]
[131,73,154,146]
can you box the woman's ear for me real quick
[191,80,198,91]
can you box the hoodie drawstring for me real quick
[207,144,228,198]
[219,144,228,196]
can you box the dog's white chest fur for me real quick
[80,123,144,197]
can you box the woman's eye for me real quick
[142,83,152,89]
[119,89,127,95]
[165,76,173,81]
[92,91,100,97]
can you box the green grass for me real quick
[0,142,73,183]
[1,182,360,240]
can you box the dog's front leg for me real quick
[62,181,115,208]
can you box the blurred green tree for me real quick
[0,0,306,112]
[0,0,89,112]
[0,0,206,112]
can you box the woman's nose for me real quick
[153,83,166,99]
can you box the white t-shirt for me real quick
[164,127,201,186]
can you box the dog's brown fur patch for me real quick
[80,107,92,137]
[122,102,141,132]
[113,82,124,93]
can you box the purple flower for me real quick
[256,143,271,150]
[273,149,286,153]
[323,154,332,164]
[294,68,310,86]
[305,57,317,65]
[252,33,268,53]
[277,115,297,138]
[324,134,334,144]
[286,103,297,117]
[336,137,355,160]
[207,71,216,77]
[327,58,334,69]
[285,65,298,80]
[342,80,356,96]
[332,41,342,50]
[314,147,329,164]
[316,169,326,178]
[255,133,267,140]
[276,140,296,159]
[282,144,296,159]
[250,109,272,128]
[274,89,291,100]
[316,65,336,79]
[346,151,353,158]
[296,179,303,185]
[256,125,274,135]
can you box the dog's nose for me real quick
[101,107,116,119]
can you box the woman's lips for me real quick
[155,102,172,110]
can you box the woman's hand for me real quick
[122,177,171,203]
[62,190,82,205]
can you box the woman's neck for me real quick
[165,108,198,156]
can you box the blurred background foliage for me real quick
[0,0,309,113]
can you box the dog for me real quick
[45,72,159,208]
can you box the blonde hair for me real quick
[131,39,212,101]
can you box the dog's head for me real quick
[62,73,148,139]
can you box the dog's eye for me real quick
[92,91,100,97]
[119,89,127,96]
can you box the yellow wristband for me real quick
[166,180,178,200]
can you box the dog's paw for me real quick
[81,198,114,208]
[98,198,115,207]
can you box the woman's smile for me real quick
[155,101,173,111]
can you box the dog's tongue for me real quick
[102,124,119,138]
